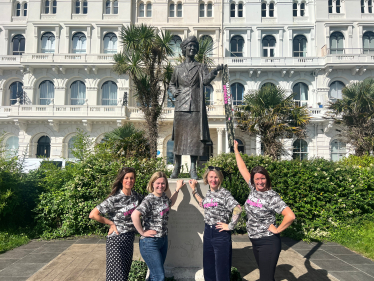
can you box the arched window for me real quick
[166,139,174,164]
[230,35,244,57]
[238,2,243,17]
[41,32,55,53]
[139,2,144,17]
[170,35,182,56]
[44,0,50,13]
[262,35,276,57]
[72,32,86,53]
[207,2,212,17]
[293,2,297,16]
[330,32,344,54]
[204,85,213,105]
[12,34,25,55]
[300,2,305,16]
[9,81,24,105]
[5,136,19,158]
[37,136,51,158]
[167,90,175,107]
[292,139,308,160]
[39,80,54,105]
[293,82,308,106]
[105,0,110,13]
[70,81,86,105]
[102,81,117,105]
[16,2,21,16]
[170,2,175,17]
[261,2,266,17]
[331,139,346,161]
[329,81,345,101]
[328,0,332,13]
[261,82,275,89]
[363,31,374,54]
[269,2,274,17]
[199,2,204,17]
[146,3,152,17]
[230,2,235,17]
[177,3,182,17]
[201,35,213,57]
[113,0,118,14]
[103,32,117,54]
[235,138,245,153]
[23,2,27,16]
[231,83,244,105]
[68,136,77,159]
[293,35,307,57]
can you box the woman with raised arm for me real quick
[89,167,143,281]
[233,140,296,281]
[188,167,242,281]
[131,172,185,281]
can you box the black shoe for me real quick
[170,166,180,179]
[190,169,199,180]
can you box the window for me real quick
[72,32,86,53]
[331,139,346,161]
[12,34,25,55]
[44,0,50,13]
[177,3,182,17]
[68,136,77,159]
[230,35,244,57]
[293,35,307,57]
[363,32,374,54]
[293,2,297,16]
[146,3,152,17]
[23,2,27,16]
[102,81,117,105]
[167,90,175,107]
[293,82,308,106]
[261,82,275,89]
[113,1,118,14]
[328,0,332,13]
[139,2,144,16]
[74,0,87,14]
[5,136,19,158]
[300,2,305,16]
[261,2,266,17]
[262,35,276,57]
[235,138,244,153]
[39,80,54,105]
[75,0,80,13]
[292,139,308,160]
[103,32,117,53]
[105,0,110,13]
[70,81,86,105]
[170,2,175,17]
[170,35,182,56]
[201,35,213,57]
[204,85,213,105]
[230,2,235,17]
[329,81,344,101]
[231,83,244,105]
[330,32,344,54]
[105,0,117,14]
[9,81,24,105]
[166,139,174,164]
[362,0,365,13]
[16,2,21,16]
[41,32,55,53]
[269,2,274,17]
[336,0,341,13]
[238,2,243,17]
[37,136,51,158]
[207,2,212,17]
[370,0,373,13]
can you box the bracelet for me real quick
[192,190,197,195]
[174,190,179,193]
[235,152,240,155]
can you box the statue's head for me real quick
[180,36,199,57]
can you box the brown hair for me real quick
[146,171,169,193]
[203,168,224,188]
[108,167,136,197]
[250,166,272,190]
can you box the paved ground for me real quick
[0,236,372,280]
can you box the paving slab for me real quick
[0,262,46,277]
[330,271,374,281]
[335,254,374,265]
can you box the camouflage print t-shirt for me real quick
[202,188,239,225]
[96,189,143,237]
[244,181,287,239]
[135,192,172,238]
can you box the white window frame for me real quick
[73,0,87,14]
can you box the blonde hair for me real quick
[203,168,224,188]
[146,171,169,193]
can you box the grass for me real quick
[0,228,32,253]
[329,220,374,260]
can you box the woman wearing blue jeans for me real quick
[131,172,185,281]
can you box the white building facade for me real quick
[0,0,369,168]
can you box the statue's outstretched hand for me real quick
[215,64,224,72]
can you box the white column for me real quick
[256,135,261,155]
[217,128,225,154]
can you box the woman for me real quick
[233,140,296,281]
[131,172,185,281]
[188,167,242,281]
[89,167,143,281]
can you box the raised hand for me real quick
[188,179,198,190]
[176,180,185,192]
[234,140,239,152]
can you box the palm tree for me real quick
[328,78,374,155]
[235,84,310,159]
[113,24,173,158]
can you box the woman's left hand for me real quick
[268,224,279,234]
[216,222,229,232]
[176,180,185,192]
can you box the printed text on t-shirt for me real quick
[204,199,218,209]
[246,198,263,208]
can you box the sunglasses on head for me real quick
[208,166,221,171]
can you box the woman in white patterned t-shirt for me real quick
[234,140,296,281]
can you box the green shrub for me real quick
[338,154,374,168]
[128,260,148,281]
[230,266,242,281]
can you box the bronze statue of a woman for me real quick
[169,36,223,179]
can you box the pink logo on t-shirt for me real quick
[204,199,218,209]
[123,203,137,216]
[159,203,169,216]
[246,199,263,208]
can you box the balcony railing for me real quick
[224,57,325,67]
[20,54,115,64]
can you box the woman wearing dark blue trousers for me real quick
[188,167,242,281]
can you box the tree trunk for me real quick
[146,116,159,158]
